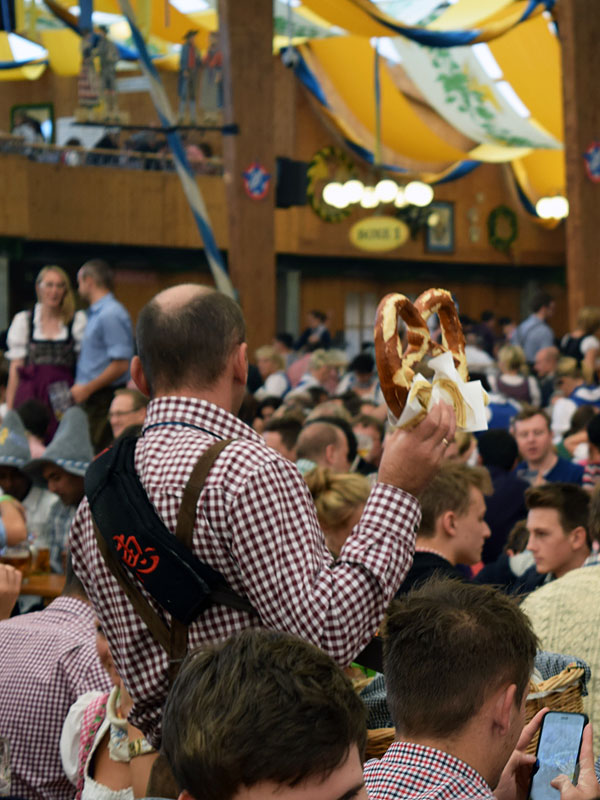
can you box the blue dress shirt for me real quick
[75,293,134,386]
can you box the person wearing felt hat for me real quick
[0,410,56,549]
[24,407,93,574]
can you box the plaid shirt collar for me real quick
[365,740,494,799]
[142,396,264,445]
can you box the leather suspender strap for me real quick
[94,522,171,653]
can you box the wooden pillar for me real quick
[556,0,600,326]
[218,0,276,356]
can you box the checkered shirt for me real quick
[364,741,495,799]
[0,596,111,800]
[70,396,420,747]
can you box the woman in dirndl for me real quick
[5,266,87,441]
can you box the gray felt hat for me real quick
[25,407,93,483]
[0,410,31,469]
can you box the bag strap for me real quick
[94,438,237,684]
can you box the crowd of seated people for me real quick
[2,279,600,798]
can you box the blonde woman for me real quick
[304,467,371,557]
[6,266,87,439]
[490,344,541,407]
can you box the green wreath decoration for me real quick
[488,205,518,252]
[306,145,355,223]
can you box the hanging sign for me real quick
[350,216,410,252]
[242,162,271,199]
[584,142,600,183]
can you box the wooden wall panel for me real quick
[299,274,568,345]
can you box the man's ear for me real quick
[492,683,517,737]
[232,342,248,385]
[131,355,150,397]
[569,525,588,552]
[440,510,457,538]
[324,443,336,467]
[178,791,195,800]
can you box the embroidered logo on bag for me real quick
[113,534,160,579]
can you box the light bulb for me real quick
[394,187,407,208]
[374,179,398,204]
[552,195,569,219]
[360,187,379,209]
[404,181,434,207]
[343,179,364,204]
[322,182,347,209]
[536,197,553,219]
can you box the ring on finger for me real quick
[442,437,450,447]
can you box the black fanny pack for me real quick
[85,435,256,629]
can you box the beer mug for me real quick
[0,544,31,575]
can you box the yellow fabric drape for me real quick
[306,36,467,165]
[40,28,81,76]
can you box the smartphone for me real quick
[529,711,588,800]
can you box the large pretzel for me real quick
[374,289,468,419]
[413,289,468,382]
[374,293,431,419]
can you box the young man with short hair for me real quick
[525,482,592,581]
[514,406,584,485]
[161,628,368,800]
[262,416,302,462]
[365,579,599,800]
[396,462,491,595]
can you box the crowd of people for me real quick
[0,272,600,799]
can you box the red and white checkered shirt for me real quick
[0,596,111,800]
[70,396,420,746]
[364,741,495,799]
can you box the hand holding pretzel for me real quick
[378,401,456,497]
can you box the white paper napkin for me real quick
[388,351,488,433]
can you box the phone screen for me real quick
[529,712,587,800]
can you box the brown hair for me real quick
[384,579,538,738]
[525,483,591,548]
[36,266,75,324]
[418,463,492,538]
[136,289,245,396]
[113,387,149,411]
[79,258,114,292]
[513,405,551,429]
[162,629,367,800]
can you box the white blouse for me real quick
[61,689,135,800]
[5,304,87,361]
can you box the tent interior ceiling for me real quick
[4,0,565,212]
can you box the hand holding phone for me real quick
[529,712,588,800]
[549,722,600,800]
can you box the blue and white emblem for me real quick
[584,142,600,182]
[243,162,271,199]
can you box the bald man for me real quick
[70,285,456,749]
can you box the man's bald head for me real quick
[136,286,246,395]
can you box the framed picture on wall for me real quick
[425,201,454,254]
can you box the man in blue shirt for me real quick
[514,407,584,486]
[511,291,555,364]
[72,259,134,451]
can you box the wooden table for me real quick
[20,573,65,599]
